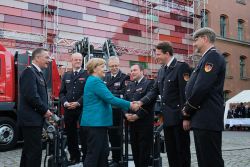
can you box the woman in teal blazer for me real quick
[80,58,137,167]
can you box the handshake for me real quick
[126,101,143,122]
[130,101,142,111]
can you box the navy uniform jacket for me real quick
[59,69,88,113]
[104,70,130,98]
[18,65,48,127]
[124,77,154,126]
[183,47,226,131]
[141,58,191,127]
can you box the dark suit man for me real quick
[137,42,191,167]
[103,56,130,167]
[182,27,225,167]
[59,53,88,164]
[124,64,154,167]
[18,48,52,167]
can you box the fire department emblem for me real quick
[183,73,190,81]
[204,63,213,72]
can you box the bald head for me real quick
[72,52,83,70]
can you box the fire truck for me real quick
[0,43,61,151]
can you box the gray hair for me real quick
[193,27,216,43]
[108,56,120,64]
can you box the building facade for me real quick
[200,0,250,99]
[0,0,196,75]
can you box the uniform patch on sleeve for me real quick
[183,73,190,81]
[204,63,213,72]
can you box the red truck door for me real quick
[0,51,6,101]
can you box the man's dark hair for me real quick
[132,64,144,71]
[156,42,173,56]
[31,48,48,60]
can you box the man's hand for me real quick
[130,101,143,112]
[135,101,143,108]
[67,102,80,109]
[125,113,139,122]
[44,110,53,118]
[183,120,191,131]
[64,102,71,108]
[130,102,140,111]
[125,113,133,121]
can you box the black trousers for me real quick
[130,125,153,167]
[64,110,81,161]
[164,125,191,167]
[20,126,42,167]
[82,127,109,167]
[79,127,87,162]
[108,109,123,162]
[193,129,224,167]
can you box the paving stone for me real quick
[0,131,250,167]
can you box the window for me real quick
[220,15,227,37]
[240,56,246,79]
[201,10,208,28]
[238,19,244,40]
[223,53,230,77]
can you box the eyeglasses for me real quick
[109,65,119,68]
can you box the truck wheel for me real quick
[0,117,18,151]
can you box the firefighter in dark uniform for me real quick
[59,53,88,164]
[182,27,225,167]
[137,42,191,167]
[103,56,130,167]
[124,64,154,167]
[18,48,53,167]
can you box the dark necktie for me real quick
[39,71,45,79]
[39,71,46,87]
[135,81,138,86]
[111,76,115,80]
[74,71,78,76]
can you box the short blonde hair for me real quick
[86,58,106,74]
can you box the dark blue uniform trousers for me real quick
[193,129,224,167]
[20,126,43,167]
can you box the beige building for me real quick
[199,0,250,100]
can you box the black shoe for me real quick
[109,160,119,167]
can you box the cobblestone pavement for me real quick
[0,131,250,167]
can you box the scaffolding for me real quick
[0,0,202,68]
[43,0,59,59]
[145,0,160,74]
[190,0,207,32]
[188,0,207,66]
